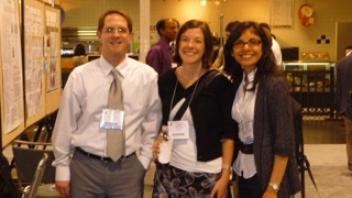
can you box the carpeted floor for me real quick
[304,166,352,198]
[300,144,352,198]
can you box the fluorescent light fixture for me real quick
[77,30,96,33]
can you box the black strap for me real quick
[173,70,220,121]
[0,153,19,198]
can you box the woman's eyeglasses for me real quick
[233,39,262,49]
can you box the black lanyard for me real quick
[169,79,199,121]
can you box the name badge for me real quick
[100,109,124,130]
[167,120,189,140]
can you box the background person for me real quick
[72,43,88,67]
[224,21,300,198]
[152,19,236,198]
[335,49,352,172]
[146,18,179,75]
[259,23,283,70]
[212,21,240,69]
[52,10,161,198]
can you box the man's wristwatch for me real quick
[268,182,280,192]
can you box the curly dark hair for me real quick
[223,21,280,90]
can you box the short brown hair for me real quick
[174,20,213,69]
[97,10,133,33]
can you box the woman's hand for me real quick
[262,187,278,198]
[210,171,231,198]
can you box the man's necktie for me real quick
[170,41,176,56]
[106,69,125,161]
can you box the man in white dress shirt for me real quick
[52,10,161,198]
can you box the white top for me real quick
[232,70,257,178]
[52,56,162,181]
[272,38,283,68]
[169,98,222,173]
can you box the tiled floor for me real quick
[303,144,351,198]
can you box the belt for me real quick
[239,142,254,154]
[75,147,135,162]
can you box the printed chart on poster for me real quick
[44,6,61,92]
[0,0,25,134]
[44,4,61,115]
[24,0,46,126]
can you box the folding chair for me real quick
[12,140,61,198]
[22,153,48,198]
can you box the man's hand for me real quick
[152,133,165,160]
[55,180,70,198]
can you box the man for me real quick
[146,18,179,75]
[52,10,161,198]
[259,23,283,69]
[336,49,352,172]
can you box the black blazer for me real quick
[336,54,352,119]
[253,75,301,196]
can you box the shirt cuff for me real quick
[55,165,71,181]
[137,154,151,170]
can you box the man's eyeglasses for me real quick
[233,39,262,49]
[103,26,129,34]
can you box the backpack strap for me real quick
[0,153,19,198]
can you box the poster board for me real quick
[270,0,294,27]
[23,0,46,127]
[44,4,61,115]
[0,0,25,147]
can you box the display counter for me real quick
[283,61,336,119]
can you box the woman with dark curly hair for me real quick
[223,21,301,198]
[152,19,237,198]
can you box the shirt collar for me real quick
[159,37,172,48]
[99,55,130,78]
[243,68,257,82]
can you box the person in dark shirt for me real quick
[146,18,179,75]
[336,47,352,172]
[72,43,88,67]
[212,21,240,69]
[152,19,236,198]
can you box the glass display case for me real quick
[283,61,336,119]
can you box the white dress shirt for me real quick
[272,38,283,68]
[52,56,162,181]
[232,70,258,179]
